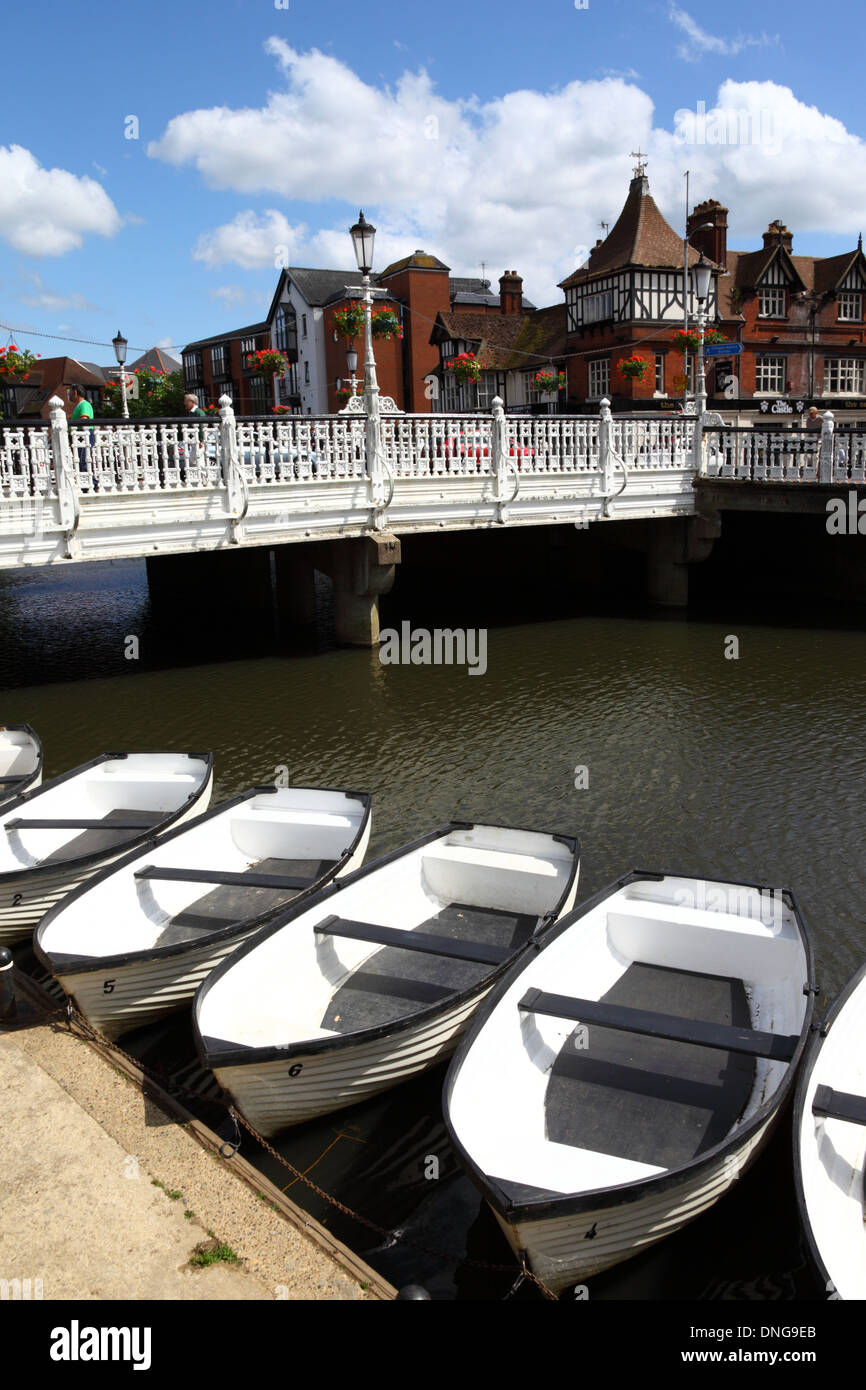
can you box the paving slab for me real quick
[0,1020,372,1301]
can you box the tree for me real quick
[100,367,186,418]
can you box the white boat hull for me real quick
[794,962,866,1301]
[496,1116,774,1293]
[39,787,371,1037]
[0,756,212,945]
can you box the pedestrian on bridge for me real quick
[69,385,94,470]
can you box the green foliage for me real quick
[101,368,187,418]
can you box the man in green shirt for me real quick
[184,393,207,418]
[69,385,94,469]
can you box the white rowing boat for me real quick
[34,786,371,1038]
[794,958,866,1300]
[444,869,815,1295]
[194,822,580,1136]
[0,752,213,945]
[0,725,42,806]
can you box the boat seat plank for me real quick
[152,858,336,948]
[316,915,513,966]
[136,865,317,890]
[7,818,156,831]
[321,903,536,1034]
[0,776,27,788]
[812,1084,866,1126]
[521,989,799,1060]
[542,962,758,1168]
[21,809,165,865]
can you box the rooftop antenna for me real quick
[480,261,487,286]
[600,220,610,237]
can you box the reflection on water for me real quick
[3,558,865,1297]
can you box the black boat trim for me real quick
[0,724,43,807]
[518,989,799,1061]
[193,821,581,1069]
[33,788,373,976]
[442,867,816,1225]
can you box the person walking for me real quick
[68,385,95,472]
[184,393,207,418]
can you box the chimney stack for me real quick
[499,270,523,315]
[688,199,728,269]
[762,219,793,253]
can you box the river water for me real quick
[2,556,864,1299]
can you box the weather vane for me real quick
[630,149,647,177]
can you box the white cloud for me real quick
[150,45,866,306]
[155,336,175,350]
[209,285,248,305]
[18,271,99,313]
[668,6,778,62]
[0,145,122,256]
[193,209,308,269]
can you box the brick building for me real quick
[182,320,271,414]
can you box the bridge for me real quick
[0,396,861,641]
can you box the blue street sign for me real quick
[705,343,742,356]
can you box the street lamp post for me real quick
[691,252,713,421]
[112,330,129,420]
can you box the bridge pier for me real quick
[646,513,721,607]
[313,534,402,646]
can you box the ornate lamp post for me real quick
[691,252,713,420]
[112,330,129,419]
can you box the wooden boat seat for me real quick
[10,809,165,864]
[152,857,336,947]
[812,1084,866,1126]
[538,962,761,1169]
[319,903,536,1034]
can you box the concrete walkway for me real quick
[0,1019,372,1300]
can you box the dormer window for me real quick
[838,291,863,322]
[758,287,786,318]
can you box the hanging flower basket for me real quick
[534,370,566,396]
[446,352,483,385]
[272,405,293,415]
[331,302,366,340]
[0,344,39,380]
[335,387,353,405]
[245,348,289,377]
[371,307,403,339]
[672,328,728,355]
[617,355,650,382]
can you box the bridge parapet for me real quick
[0,398,699,568]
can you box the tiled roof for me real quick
[560,175,705,289]
[183,321,269,353]
[431,307,562,370]
[129,347,182,375]
[379,250,450,277]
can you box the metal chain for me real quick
[56,1001,557,1300]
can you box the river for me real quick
[2,556,864,1298]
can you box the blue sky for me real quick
[1,0,864,363]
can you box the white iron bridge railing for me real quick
[0,407,696,499]
[702,416,866,486]
[0,394,701,567]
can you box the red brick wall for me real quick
[322,303,406,413]
[378,266,451,412]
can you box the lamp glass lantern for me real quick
[691,253,712,306]
[350,211,376,275]
[112,330,128,366]
[346,347,358,374]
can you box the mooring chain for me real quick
[56,1001,557,1300]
